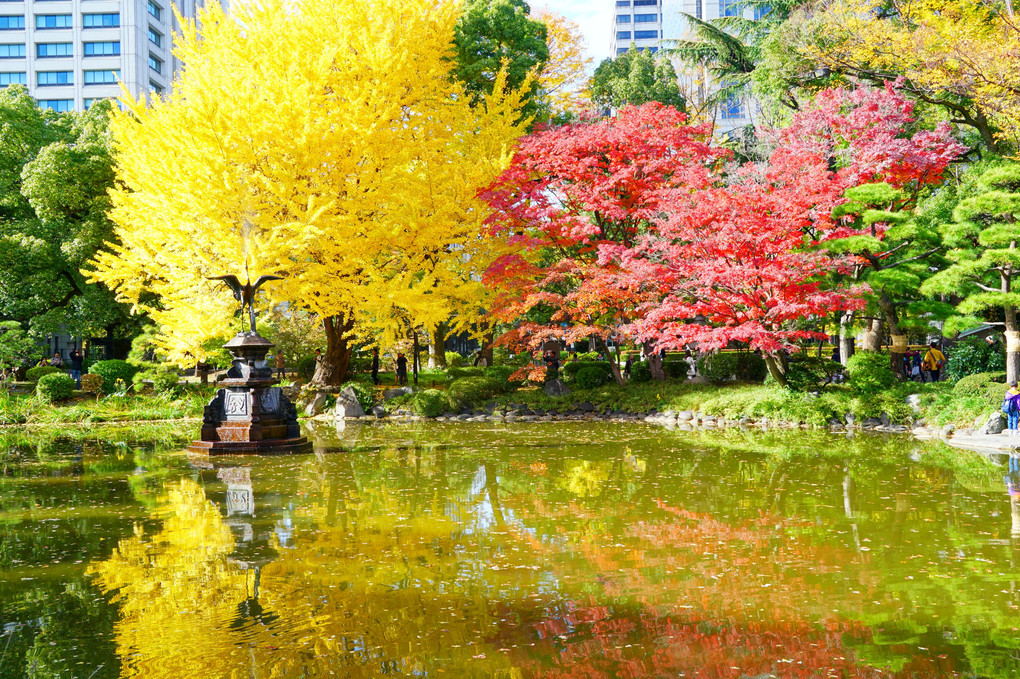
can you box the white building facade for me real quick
[610,0,760,135]
[0,0,202,112]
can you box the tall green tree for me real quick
[588,48,685,113]
[666,0,801,123]
[0,87,134,342]
[922,161,1020,382]
[453,0,548,119]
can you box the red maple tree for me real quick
[482,103,725,384]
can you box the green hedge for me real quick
[446,352,465,368]
[662,360,688,381]
[88,360,138,394]
[575,365,610,389]
[953,371,1008,408]
[36,372,74,402]
[697,352,767,384]
[132,366,180,394]
[25,365,61,382]
[564,361,613,382]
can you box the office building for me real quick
[0,0,203,112]
[610,0,759,134]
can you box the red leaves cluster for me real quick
[483,83,964,357]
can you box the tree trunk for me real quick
[412,329,420,386]
[428,322,448,369]
[643,342,666,381]
[1006,312,1019,385]
[763,352,788,387]
[860,317,883,352]
[312,314,355,388]
[594,335,626,386]
[877,292,907,379]
[1003,253,1019,384]
[839,311,855,367]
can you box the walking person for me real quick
[1004,382,1020,436]
[371,348,380,386]
[275,351,286,380]
[921,342,946,383]
[395,352,408,386]
[69,349,83,388]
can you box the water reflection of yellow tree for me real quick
[89,453,538,677]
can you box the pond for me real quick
[0,422,1017,678]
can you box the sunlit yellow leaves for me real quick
[89,0,527,363]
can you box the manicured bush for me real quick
[953,370,1008,408]
[88,360,138,394]
[296,355,317,380]
[339,381,375,411]
[36,372,74,402]
[563,361,612,382]
[630,360,652,383]
[662,360,689,381]
[575,365,610,389]
[697,353,739,384]
[25,365,61,382]
[846,351,897,394]
[446,376,503,411]
[80,373,104,397]
[446,351,465,368]
[412,389,447,417]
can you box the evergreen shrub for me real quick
[662,360,688,381]
[446,352,465,367]
[412,389,447,417]
[36,373,74,402]
[630,360,652,383]
[697,353,739,383]
[89,360,138,394]
[846,352,897,394]
[447,366,485,380]
[953,371,1008,408]
[944,339,1006,382]
[25,366,61,382]
[296,355,316,379]
[575,365,610,389]
[446,376,503,411]
[563,361,612,383]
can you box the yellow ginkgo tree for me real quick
[90,0,527,385]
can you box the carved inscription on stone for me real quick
[225,393,248,416]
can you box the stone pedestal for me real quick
[188,333,311,455]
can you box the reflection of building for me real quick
[0,0,204,112]
[608,0,759,135]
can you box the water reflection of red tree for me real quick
[494,496,959,678]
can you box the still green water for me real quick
[0,422,1018,678]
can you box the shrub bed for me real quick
[575,365,610,389]
[564,361,613,383]
[36,373,75,403]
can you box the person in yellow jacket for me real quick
[921,342,946,383]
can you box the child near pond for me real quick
[1003,382,1020,435]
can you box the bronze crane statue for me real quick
[208,274,284,335]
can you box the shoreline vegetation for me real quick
[1,363,1008,445]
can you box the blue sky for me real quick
[535,0,614,65]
